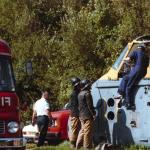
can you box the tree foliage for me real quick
[0,0,150,121]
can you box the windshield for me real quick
[112,45,128,70]
[0,57,15,91]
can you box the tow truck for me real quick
[91,35,150,149]
[0,40,26,150]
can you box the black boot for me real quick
[126,103,136,110]
[70,141,76,149]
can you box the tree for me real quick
[0,0,150,122]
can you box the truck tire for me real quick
[4,148,25,150]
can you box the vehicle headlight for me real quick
[7,121,19,133]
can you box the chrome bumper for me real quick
[0,137,26,148]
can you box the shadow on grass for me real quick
[27,142,150,150]
[27,141,76,150]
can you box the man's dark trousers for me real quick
[37,115,49,146]
[126,68,146,105]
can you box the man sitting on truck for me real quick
[118,44,149,110]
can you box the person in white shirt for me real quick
[32,89,52,147]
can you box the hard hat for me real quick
[80,79,91,90]
[70,77,81,87]
[137,44,146,51]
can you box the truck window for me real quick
[112,45,128,70]
[118,43,150,78]
[0,57,15,91]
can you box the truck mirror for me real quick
[26,61,33,76]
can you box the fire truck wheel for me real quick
[5,148,25,150]
[18,147,26,150]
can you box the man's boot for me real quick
[76,142,82,150]
[70,141,76,149]
[126,103,136,110]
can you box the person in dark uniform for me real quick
[77,79,96,150]
[32,89,52,147]
[118,45,149,109]
[68,77,81,148]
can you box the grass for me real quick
[26,141,150,150]
[26,141,78,150]
[126,145,150,150]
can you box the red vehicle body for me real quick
[46,109,70,143]
[0,40,25,150]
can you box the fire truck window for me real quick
[118,43,150,78]
[0,58,15,91]
[112,45,128,70]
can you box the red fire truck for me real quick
[0,39,25,150]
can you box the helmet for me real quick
[70,77,81,87]
[137,44,146,51]
[80,79,91,90]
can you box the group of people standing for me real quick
[31,78,96,149]
[68,77,96,150]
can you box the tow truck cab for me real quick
[0,40,25,150]
[91,35,150,146]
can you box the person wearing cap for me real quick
[32,89,52,147]
[117,44,149,109]
[77,79,96,150]
[68,77,81,148]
